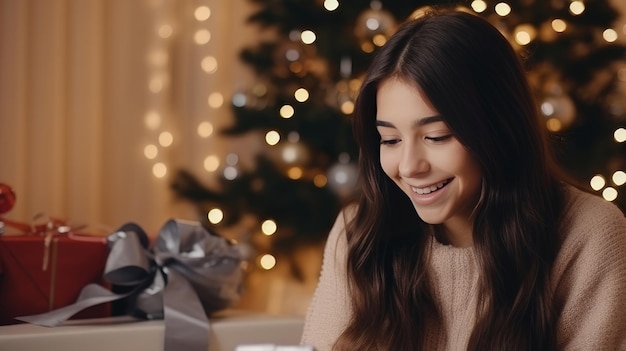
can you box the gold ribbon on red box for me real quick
[0,228,110,325]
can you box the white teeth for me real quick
[411,180,449,195]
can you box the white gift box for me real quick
[0,310,304,351]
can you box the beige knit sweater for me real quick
[301,186,626,350]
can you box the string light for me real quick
[158,131,174,147]
[194,6,211,21]
[203,155,220,172]
[207,208,224,224]
[569,1,585,16]
[603,28,618,43]
[208,92,224,108]
[301,30,316,44]
[144,144,159,159]
[287,167,303,180]
[494,3,511,17]
[341,101,354,115]
[259,254,276,270]
[324,0,339,11]
[613,171,626,186]
[294,88,309,102]
[197,121,214,138]
[201,56,218,73]
[602,187,618,201]
[551,19,567,33]
[280,105,295,118]
[615,128,626,143]
[152,163,167,178]
[471,0,487,13]
[265,130,281,145]
[590,175,606,191]
[514,24,536,45]
[194,29,211,45]
[261,220,277,235]
[313,174,328,187]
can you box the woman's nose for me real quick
[398,144,430,178]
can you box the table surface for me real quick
[0,310,305,351]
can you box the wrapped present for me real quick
[0,231,111,325]
[17,219,245,351]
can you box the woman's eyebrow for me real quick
[415,115,443,126]
[375,115,443,128]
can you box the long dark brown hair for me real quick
[335,8,565,350]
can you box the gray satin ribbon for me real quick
[17,219,244,351]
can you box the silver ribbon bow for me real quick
[17,218,244,351]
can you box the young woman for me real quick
[301,8,626,351]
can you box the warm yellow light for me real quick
[546,118,562,132]
[294,88,309,102]
[152,163,167,178]
[341,101,354,115]
[551,19,567,33]
[613,171,626,186]
[204,155,220,172]
[603,29,618,43]
[265,131,280,145]
[144,110,161,130]
[471,0,487,13]
[159,131,173,147]
[194,6,211,21]
[287,167,303,180]
[194,29,211,45]
[208,92,224,108]
[569,1,585,16]
[301,30,316,44]
[144,144,158,159]
[372,34,387,47]
[495,3,511,17]
[201,56,218,73]
[615,128,626,142]
[259,254,276,270]
[514,24,536,45]
[261,220,277,235]
[361,42,374,53]
[602,187,618,201]
[197,121,214,138]
[323,0,339,11]
[158,24,173,39]
[590,175,606,191]
[207,208,224,224]
[313,174,328,188]
[280,105,295,118]
[515,32,531,45]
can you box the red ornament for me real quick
[0,183,16,214]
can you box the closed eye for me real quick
[380,138,400,145]
[425,135,453,142]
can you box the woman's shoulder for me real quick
[555,184,626,272]
[560,185,626,237]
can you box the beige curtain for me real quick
[0,0,256,234]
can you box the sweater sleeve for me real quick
[553,189,626,350]
[300,210,352,351]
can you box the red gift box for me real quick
[0,232,111,325]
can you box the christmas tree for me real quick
[172,0,626,269]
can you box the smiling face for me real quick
[376,78,483,246]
